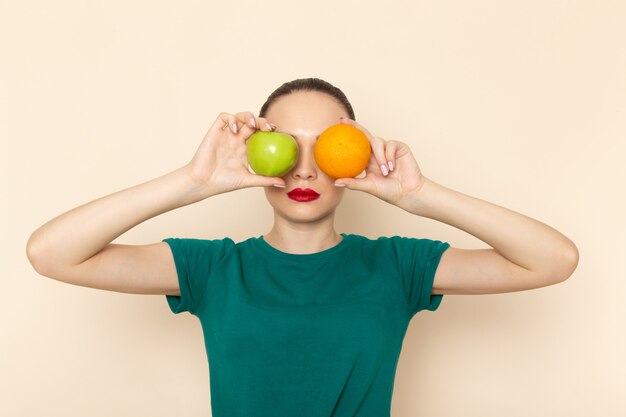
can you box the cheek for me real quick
[263,187,282,203]
[325,187,345,203]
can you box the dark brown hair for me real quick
[259,78,356,120]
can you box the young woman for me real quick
[26,78,579,416]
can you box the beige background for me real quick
[2,0,624,416]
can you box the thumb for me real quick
[241,174,286,189]
[334,177,371,193]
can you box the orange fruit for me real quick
[314,124,371,179]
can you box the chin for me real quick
[282,210,336,224]
[272,201,340,223]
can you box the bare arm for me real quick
[328,117,578,295]
[25,112,284,295]
[26,166,205,295]
[405,178,579,294]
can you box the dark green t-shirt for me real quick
[163,232,449,417]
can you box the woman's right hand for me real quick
[26,111,285,294]
[184,111,286,198]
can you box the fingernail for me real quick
[272,183,285,188]
[248,117,256,128]
[265,122,272,130]
[334,183,346,187]
[388,161,394,171]
[232,123,237,133]
[381,164,389,176]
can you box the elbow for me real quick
[26,233,51,277]
[565,244,580,279]
[552,243,580,284]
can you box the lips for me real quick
[287,188,320,202]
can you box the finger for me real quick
[215,112,231,131]
[339,116,353,126]
[334,176,375,194]
[234,111,258,131]
[340,116,375,139]
[257,117,276,132]
[234,111,261,141]
[339,117,388,176]
[218,112,239,134]
[236,112,278,132]
[384,140,398,172]
[235,112,276,132]
[370,136,390,176]
[240,172,286,189]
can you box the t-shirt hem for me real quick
[410,241,450,317]
[162,238,195,315]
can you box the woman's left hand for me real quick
[333,117,427,208]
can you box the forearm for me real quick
[400,177,579,275]
[27,165,209,269]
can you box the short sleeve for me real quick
[386,236,450,316]
[162,237,232,315]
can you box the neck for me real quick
[263,216,342,254]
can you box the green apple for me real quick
[246,131,299,177]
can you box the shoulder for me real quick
[347,233,448,250]
[342,234,450,264]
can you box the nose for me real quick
[290,144,318,180]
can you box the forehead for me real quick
[264,91,347,138]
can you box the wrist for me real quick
[177,164,217,203]
[397,176,435,217]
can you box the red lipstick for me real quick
[287,188,320,202]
